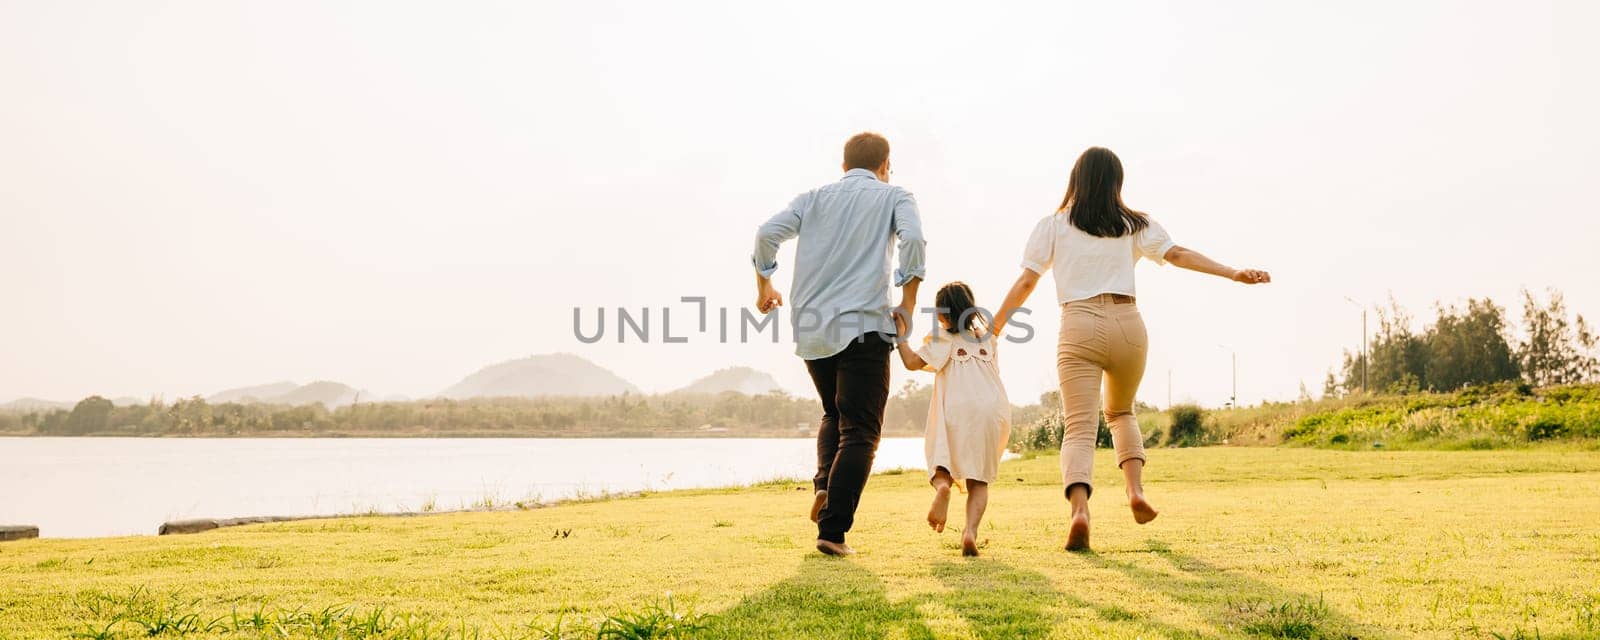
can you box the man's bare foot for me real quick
[1129,493,1158,524]
[815,539,855,556]
[1064,512,1091,552]
[809,490,828,523]
[960,536,979,557]
[927,486,951,532]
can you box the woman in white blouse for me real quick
[991,147,1271,552]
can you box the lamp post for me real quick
[1217,344,1236,408]
[1343,296,1369,394]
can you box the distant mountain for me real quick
[438,353,640,399]
[0,397,72,413]
[209,382,300,404]
[269,381,367,407]
[1,396,150,412]
[206,381,369,407]
[674,367,786,396]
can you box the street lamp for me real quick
[1343,296,1369,394]
[1217,344,1236,408]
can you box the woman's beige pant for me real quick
[1056,295,1148,495]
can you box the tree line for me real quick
[1327,288,1598,396]
[0,386,956,438]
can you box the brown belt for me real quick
[1072,293,1136,305]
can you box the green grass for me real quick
[1275,384,1600,450]
[4,448,1600,638]
[1021,383,1600,451]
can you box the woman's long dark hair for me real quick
[935,281,988,335]
[1058,147,1149,238]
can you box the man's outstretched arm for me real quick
[891,189,926,333]
[894,277,922,338]
[752,193,806,313]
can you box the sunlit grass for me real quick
[1029,383,1600,450]
[3,448,1599,638]
[62,588,705,640]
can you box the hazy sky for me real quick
[3,1,1597,407]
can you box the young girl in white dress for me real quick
[894,281,1012,556]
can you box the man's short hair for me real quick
[843,132,890,171]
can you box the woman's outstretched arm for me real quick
[991,268,1042,338]
[1162,246,1271,284]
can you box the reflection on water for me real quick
[0,437,927,539]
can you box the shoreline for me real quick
[20,473,828,541]
[148,487,653,538]
[2,439,930,541]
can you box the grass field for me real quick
[1194,384,1600,451]
[4,448,1599,639]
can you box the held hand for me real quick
[756,284,784,313]
[892,305,914,339]
[892,310,909,341]
[1232,269,1272,285]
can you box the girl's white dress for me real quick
[916,329,1012,484]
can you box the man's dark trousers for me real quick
[806,331,893,544]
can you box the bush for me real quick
[1273,383,1600,449]
[1011,412,1111,453]
[1524,417,1567,441]
[1166,404,1207,447]
[1014,413,1064,453]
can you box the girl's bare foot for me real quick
[1129,493,1158,524]
[960,535,979,557]
[1065,512,1091,552]
[927,486,951,532]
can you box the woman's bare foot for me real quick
[960,535,979,557]
[927,486,951,532]
[1064,512,1091,552]
[809,490,828,523]
[815,539,855,556]
[1129,493,1158,524]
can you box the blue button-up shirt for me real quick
[752,169,927,360]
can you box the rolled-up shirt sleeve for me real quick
[752,192,807,278]
[891,189,926,286]
[1020,215,1055,274]
[1136,217,1176,265]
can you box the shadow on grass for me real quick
[708,555,1093,639]
[928,559,1058,639]
[932,554,1224,640]
[706,555,935,639]
[708,539,1384,639]
[1079,539,1383,640]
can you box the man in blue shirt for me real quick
[752,132,926,555]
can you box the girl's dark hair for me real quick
[1058,146,1150,238]
[935,281,988,335]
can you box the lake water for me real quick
[0,437,929,539]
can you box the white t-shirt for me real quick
[1020,212,1176,304]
